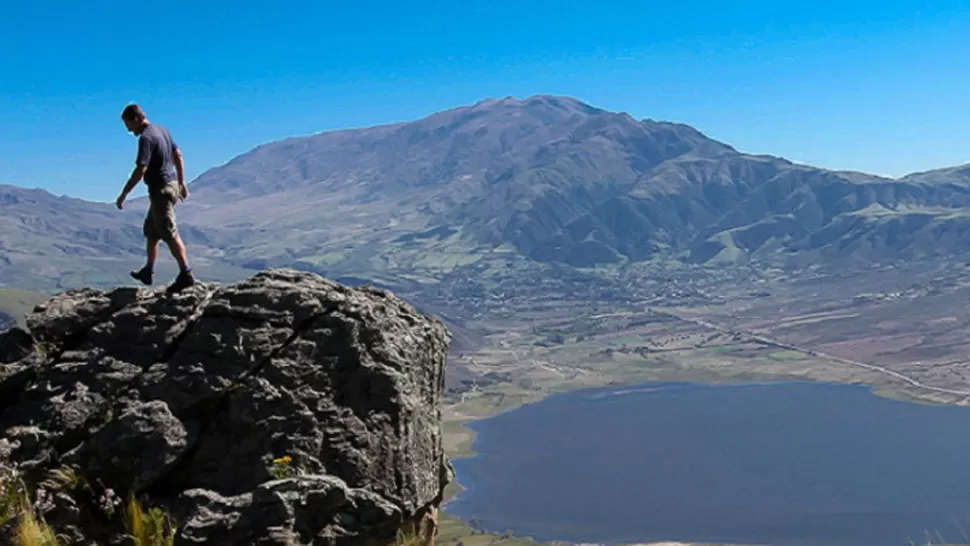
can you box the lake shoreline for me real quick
[440,373,966,546]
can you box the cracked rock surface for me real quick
[0,268,451,545]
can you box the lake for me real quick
[445,381,970,546]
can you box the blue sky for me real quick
[2,1,969,202]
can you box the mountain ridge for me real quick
[3,94,970,292]
[178,94,970,270]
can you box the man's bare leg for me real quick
[166,235,190,272]
[146,237,160,270]
[130,237,160,286]
[164,234,197,293]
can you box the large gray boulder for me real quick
[0,269,451,545]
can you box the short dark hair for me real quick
[121,103,146,122]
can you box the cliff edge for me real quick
[0,268,451,545]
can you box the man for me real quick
[115,103,196,293]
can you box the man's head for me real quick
[121,103,149,135]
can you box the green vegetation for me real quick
[441,420,477,461]
[0,451,441,546]
[270,455,297,479]
[0,458,64,545]
[0,451,176,546]
[123,495,176,546]
[12,509,59,546]
[436,513,549,545]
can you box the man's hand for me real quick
[178,182,189,201]
[118,165,146,209]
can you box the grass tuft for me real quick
[123,494,176,546]
[395,525,431,546]
[0,463,63,546]
[39,467,83,493]
[393,508,438,546]
[13,500,60,546]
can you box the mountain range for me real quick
[3,94,970,295]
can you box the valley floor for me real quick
[435,259,970,546]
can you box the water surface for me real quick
[447,382,970,546]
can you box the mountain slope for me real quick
[899,164,970,185]
[188,96,734,203]
[0,184,250,291]
[175,95,970,274]
[4,94,970,294]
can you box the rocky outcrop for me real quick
[0,325,32,363]
[0,311,14,332]
[0,269,451,545]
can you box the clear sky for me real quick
[2,1,969,202]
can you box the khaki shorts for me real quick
[143,182,180,243]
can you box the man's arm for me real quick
[172,135,188,200]
[116,165,147,209]
[116,135,150,209]
[174,147,184,184]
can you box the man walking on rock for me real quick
[115,103,196,294]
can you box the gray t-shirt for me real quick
[136,124,179,189]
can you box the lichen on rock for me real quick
[0,268,451,545]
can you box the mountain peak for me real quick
[424,93,610,129]
[185,94,735,203]
[470,94,605,114]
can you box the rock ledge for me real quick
[0,268,451,545]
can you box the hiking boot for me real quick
[166,269,196,294]
[130,266,153,286]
